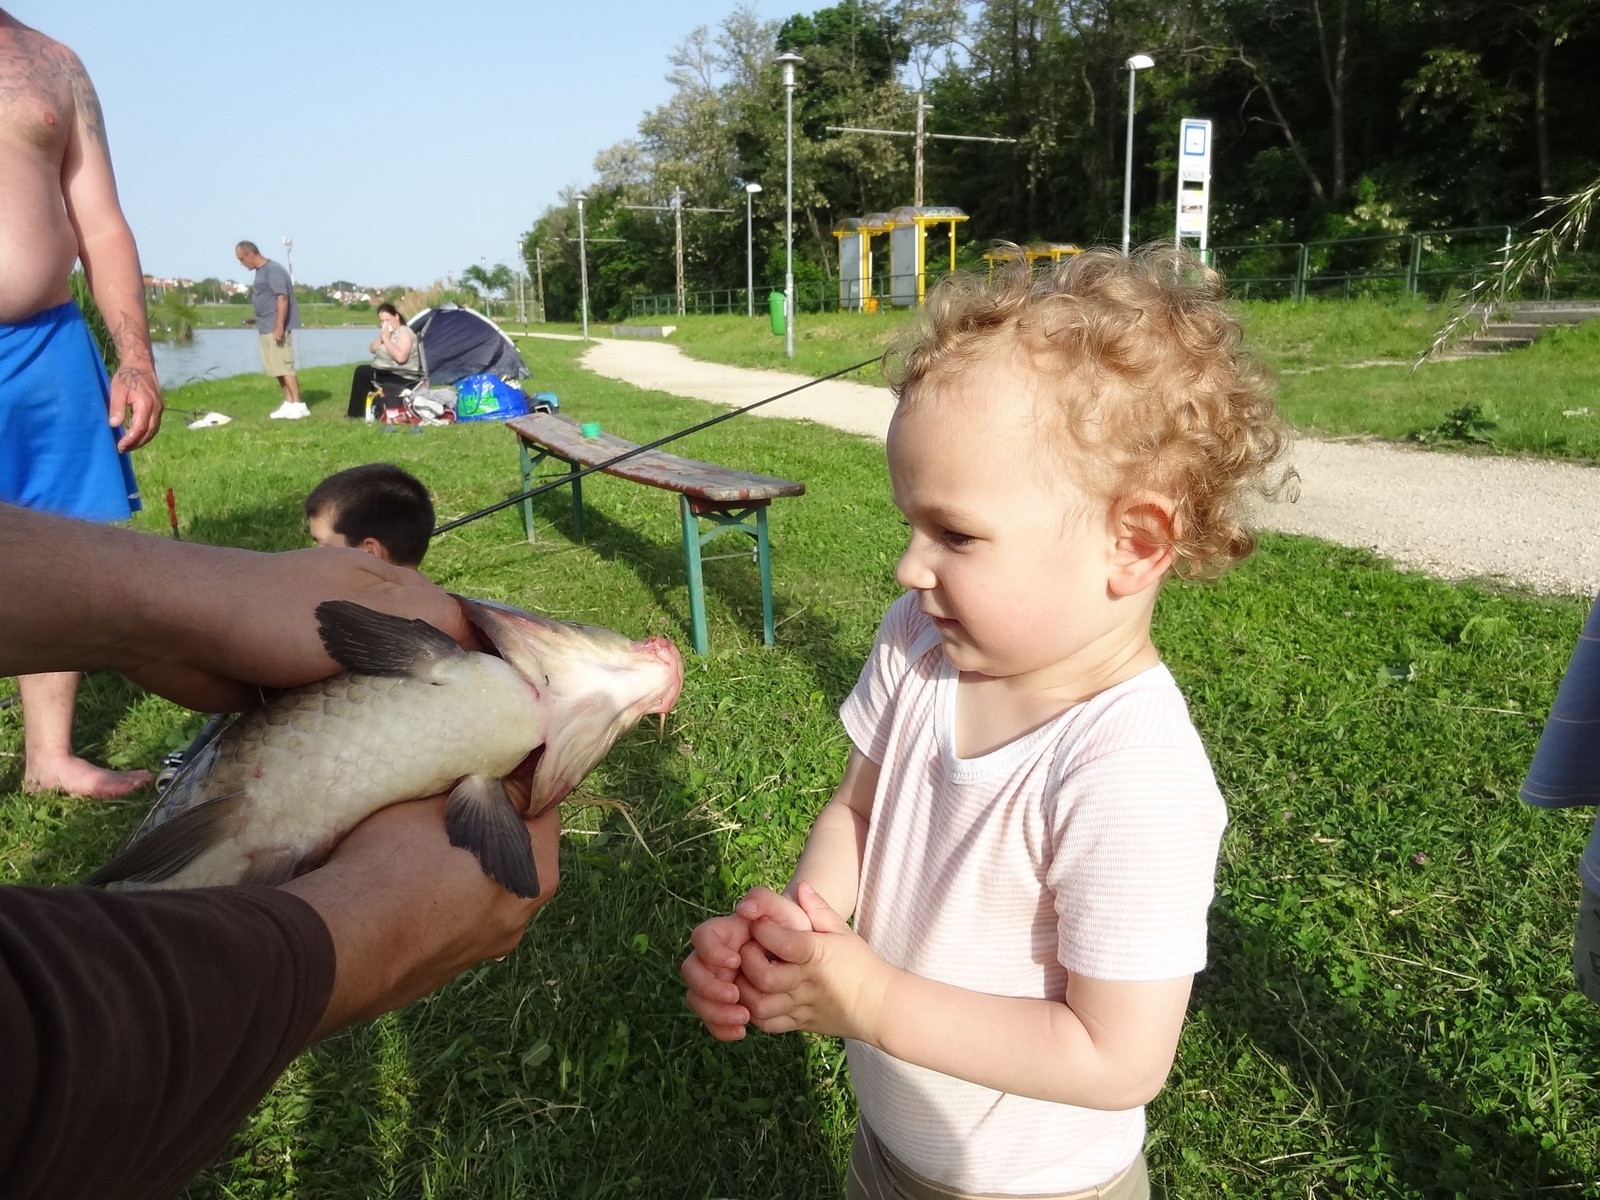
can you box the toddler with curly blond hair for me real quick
[683,246,1294,1200]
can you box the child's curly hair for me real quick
[885,244,1297,578]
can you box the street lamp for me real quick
[744,182,762,318]
[574,192,590,342]
[1122,53,1154,256]
[775,50,804,358]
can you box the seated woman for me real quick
[347,304,423,418]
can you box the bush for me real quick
[149,291,198,343]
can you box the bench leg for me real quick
[680,495,709,655]
[518,441,535,543]
[756,506,774,647]
[568,459,584,541]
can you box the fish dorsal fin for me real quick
[84,791,248,887]
[315,601,464,681]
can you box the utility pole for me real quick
[914,92,925,207]
[673,189,684,316]
[534,245,545,323]
[575,193,589,342]
[827,92,1016,208]
[621,188,732,316]
[282,236,294,282]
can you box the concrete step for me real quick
[1509,306,1600,326]
[1479,322,1544,339]
[1507,299,1600,312]
[1453,299,1598,357]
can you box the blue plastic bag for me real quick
[455,374,531,422]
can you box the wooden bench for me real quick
[507,412,805,654]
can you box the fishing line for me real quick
[432,355,882,536]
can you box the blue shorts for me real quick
[0,299,141,523]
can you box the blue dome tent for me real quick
[408,305,529,385]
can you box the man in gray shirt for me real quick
[234,240,304,419]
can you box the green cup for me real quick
[580,421,601,438]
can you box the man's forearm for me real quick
[0,504,146,674]
[0,503,470,689]
[275,294,288,338]
[79,222,154,373]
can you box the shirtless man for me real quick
[0,10,163,797]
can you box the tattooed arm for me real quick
[59,47,162,451]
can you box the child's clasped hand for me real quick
[682,883,892,1044]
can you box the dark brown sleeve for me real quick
[0,885,336,1200]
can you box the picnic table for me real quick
[507,412,805,654]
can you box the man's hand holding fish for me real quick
[0,501,683,1200]
[0,500,474,713]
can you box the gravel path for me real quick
[576,338,1600,597]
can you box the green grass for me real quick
[499,320,589,339]
[665,310,903,385]
[661,298,1600,461]
[1274,321,1600,460]
[4,342,1599,1196]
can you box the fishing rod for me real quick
[432,355,882,537]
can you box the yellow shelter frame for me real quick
[981,242,1083,280]
[885,205,969,305]
[832,212,894,310]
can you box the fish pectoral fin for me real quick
[315,600,464,681]
[445,775,540,900]
[123,717,235,848]
[84,792,248,887]
[238,845,306,887]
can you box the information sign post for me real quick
[1176,118,1213,256]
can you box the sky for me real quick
[13,1,799,287]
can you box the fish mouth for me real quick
[636,635,684,714]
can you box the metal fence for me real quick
[630,273,963,318]
[1208,226,1519,301]
[630,225,1600,315]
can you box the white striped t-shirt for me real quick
[838,592,1227,1196]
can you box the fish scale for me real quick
[151,653,543,888]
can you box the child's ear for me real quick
[1107,492,1177,596]
[359,537,394,564]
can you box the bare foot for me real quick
[24,756,152,799]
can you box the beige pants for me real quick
[258,331,296,377]
[846,1122,1149,1200]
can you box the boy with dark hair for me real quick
[305,463,434,569]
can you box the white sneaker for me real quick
[269,401,310,420]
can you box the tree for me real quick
[522,0,1600,309]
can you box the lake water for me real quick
[152,328,375,388]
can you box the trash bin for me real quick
[768,290,786,337]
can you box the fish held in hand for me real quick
[86,598,684,898]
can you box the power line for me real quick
[622,187,734,315]
[826,93,1017,206]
